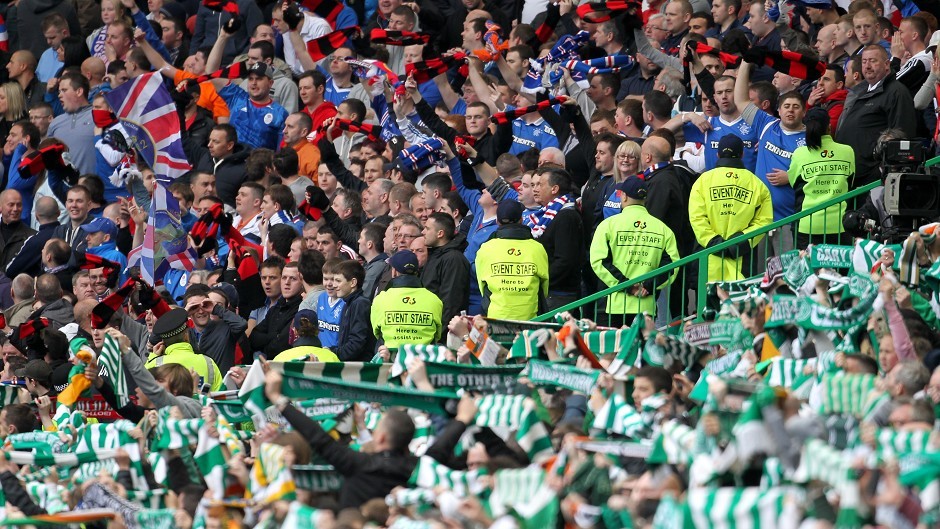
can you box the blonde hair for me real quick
[1,83,26,122]
[612,140,641,182]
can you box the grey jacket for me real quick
[3,298,35,329]
[363,254,389,301]
[122,347,202,418]
[34,298,74,329]
[189,305,248,375]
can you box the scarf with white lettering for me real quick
[524,193,574,238]
[643,162,671,179]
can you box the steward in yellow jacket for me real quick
[689,135,773,282]
[371,250,444,349]
[146,308,223,391]
[590,176,680,325]
[272,309,340,362]
[476,201,549,320]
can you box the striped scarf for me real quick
[491,96,568,125]
[875,428,933,458]
[508,328,554,360]
[408,456,486,496]
[575,1,641,23]
[592,393,666,440]
[392,344,452,377]
[194,422,227,499]
[475,395,553,462]
[487,466,559,529]
[816,372,881,418]
[398,138,445,172]
[524,193,574,238]
[152,417,203,451]
[282,502,331,528]
[369,28,430,46]
[647,419,696,465]
[250,443,297,503]
[99,334,129,407]
[520,359,599,394]
[405,52,469,84]
[586,320,643,377]
[272,360,391,385]
[684,486,799,528]
[794,438,862,526]
[562,55,634,76]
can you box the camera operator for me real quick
[842,128,908,242]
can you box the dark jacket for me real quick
[213,143,251,208]
[190,305,248,375]
[318,136,366,193]
[363,253,389,301]
[836,74,916,187]
[421,234,470,325]
[5,221,57,277]
[0,471,45,516]
[580,173,615,243]
[0,220,36,271]
[183,106,215,171]
[322,207,361,250]
[332,289,374,361]
[282,404,418,509]
[249,294,301,358]
[538,205,583,294]
[189,0,263,64]
[31,298,74,329]
[414,98,513,168]
[8,0,81,58]
[645,163,696,257]
[51,221,88,254]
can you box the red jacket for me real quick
[812,89,847,133]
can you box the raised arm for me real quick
[136,35,178,79]
[286,27,318,73]
[734,61,753,114]
[467,58,499,115]
[205,24,234,74]
[433,73,461,113]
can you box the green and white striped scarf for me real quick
[520,359,599,395]
[487,466,558,529]
[279,371,458,416]
[238,359,271,429]
[475,394,553,462]
[685,486,798,528]
[281,501,330,528]
[133,509,175,529]
[387,487,437,507]
[647,419,695,465]
[409,413,434,456]
[508,329,554,360]
[592,393,666,440]
[422,361,523,393]
[408,456,485,496]
[99,334,129,407]
[651,493,685,529]
[392,344,452,377]
[194,421,226,499]
[24,483,68,514]
[272,361,392,385]
[874,428,933,458]
[810,244,855,270]
[660,334,711,372]
[152,417,203,451]
[52,403,86,433]
[6,431,67,454]
[766,275,877,331]
[72,421,149,490]
[793,438,861,526]
[755,357,816,389]
[816,372,881,418]
[250,443,296,503]
[585,319,644,376]
[899,451,940,527]
[5,449,117,468]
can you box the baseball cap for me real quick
[389,250,420,275]
[717,135,744,159]
[496,200,524,225]
[617,175,648,200]
[930,30,940,50]
[247,62,274,79]
[211,283,239,310]
[293,309,319,329]
[80,217,118,239]
[159,2,187,22]
[15,359,53,385]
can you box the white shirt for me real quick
[284,13,332,76]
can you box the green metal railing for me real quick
[534,181,881,323]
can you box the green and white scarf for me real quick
[282,501,330,528]
[755,357,816,389]
[592,393,667,440]
[392,345,452,377]
[99,334,129,407]
[422,361,523,393]
[474,394,553,462]
[685,486,799,528]
[194,421,226,499]
[487,466,559,529]
[280,372,458,416]
[647,419,695,465]
[272,361,391,385]
[794,438,862,526]
[292,465,343,492]
[816,372,882,418]
[766,275,877,331]
[521,359,600,394]
[508,329,554,360]
[152,418,203,451]
[408,456,485,496]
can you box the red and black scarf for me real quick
[575,0,641,23]
[405,52,468,84]
[306,26,360,61]
[530,2,561,47]
[18,144,67,177]
[192,61,250,84]
[370,28,430,46]
[491,96,568,125]
[203,0,239,15]
[91,278,136,329]
[299,0,344,27]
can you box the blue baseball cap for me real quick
[389,250,420,275]
[80,217,118,239]
[617,175,648,200]
[718,135,744,159]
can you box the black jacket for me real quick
[282,404,419,509]
[0,220,36,270]
[645,163,696,257]
[414,98,513,169]
[0,471,45,516]
[213,143,251,208]
[318,136,366,193]
[421,234,470,326]
[579,173,615,243]
[333,289,374,361]
[538,205,583,294]
[5,221,56,277]
[249,294,301,357]
[836,74,916,187]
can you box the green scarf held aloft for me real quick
[423,361,524,393]
[766,274,877,331]
[520,359,600,395]
[280,371,458,416]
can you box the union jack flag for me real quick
[0,14,8,52]
[104,72,191,184]
[140,182,196,286]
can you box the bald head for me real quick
[34,196,60,224]
[73,299,98,331]
[81,57,106,83]
[0,189,21,203]
[11,50,37,71]
[642,136,672,164]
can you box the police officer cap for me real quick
[389,250,420,275]
[496,200,524,225]
[617,175,648,200]
[717,135,744,159]
[152,308,190,340]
